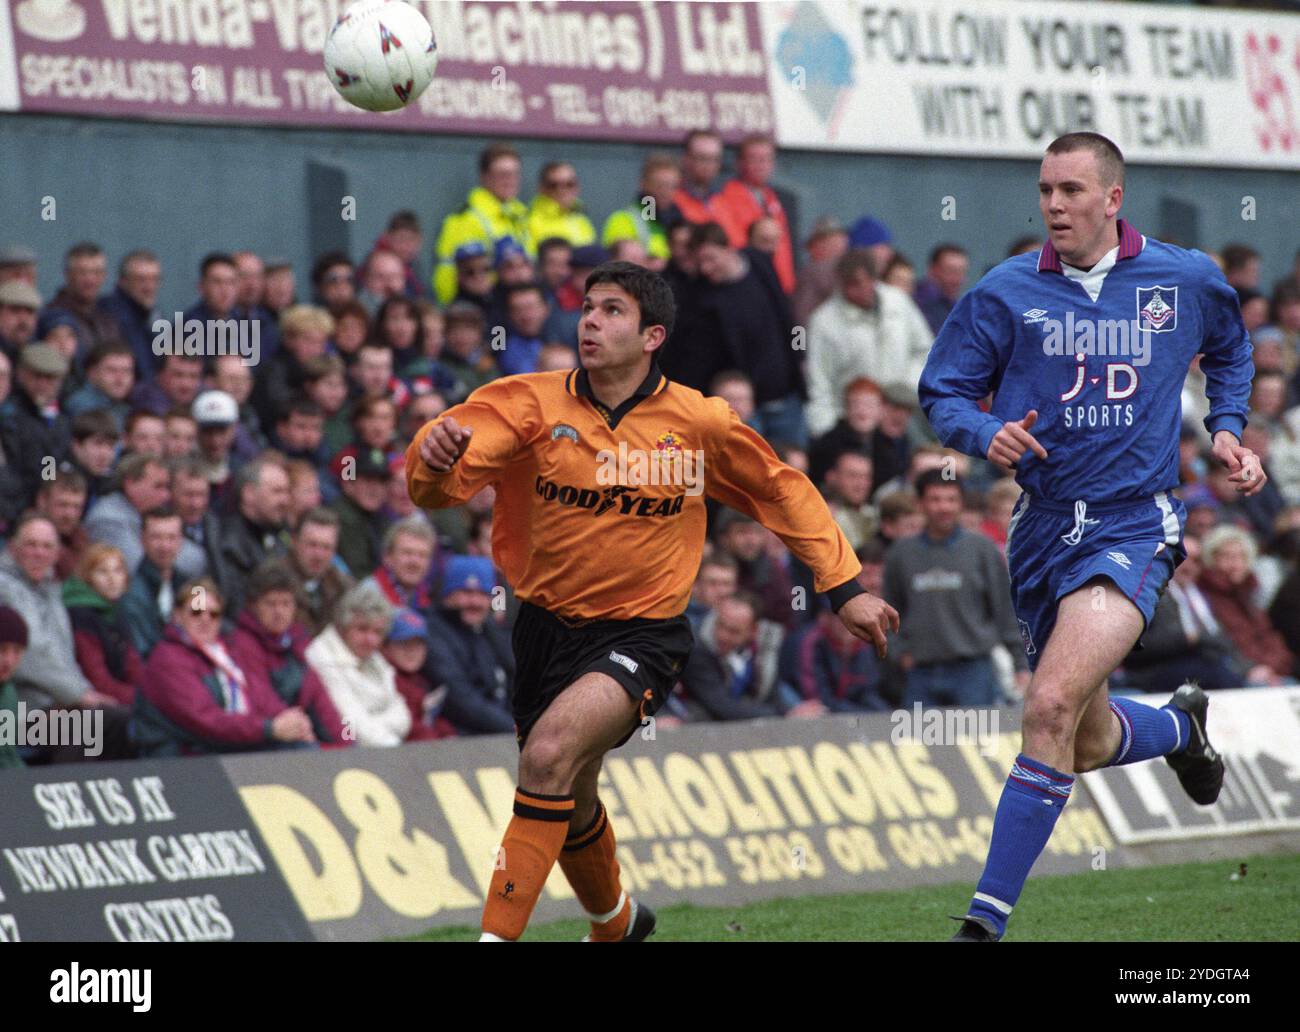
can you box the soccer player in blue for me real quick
[919,132,1267,941]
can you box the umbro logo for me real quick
[1107,551,1132,569]
[1022,308,1049,324]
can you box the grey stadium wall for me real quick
[1,111,1298,316]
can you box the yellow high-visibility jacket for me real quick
[431,186,532,304]
[527,194,596,249]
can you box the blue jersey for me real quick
[919,220,1253,504]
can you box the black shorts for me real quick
[510,600,695,749]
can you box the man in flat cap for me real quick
[0,343,72,508]
[0,280,41,363]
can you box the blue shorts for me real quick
[1005,491,1186,670]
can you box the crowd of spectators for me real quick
[1,129,1298,766]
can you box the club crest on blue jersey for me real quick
[1136,286,1178,333]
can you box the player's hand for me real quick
[420,415,473,474]
[987,410,1049,471]
[836,592,900,659]
[1211,431,1267,497]
[271,708,315,743]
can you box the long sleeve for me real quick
[918,288,1009,461]
[141,646,272,748]
[406,376,540,510]
[904,293,936,389]
[804,302,842,438]
[1195,259,1253,441]
[705,404,861,600]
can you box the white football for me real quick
[324,0,438,113]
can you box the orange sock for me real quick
[558,801,631,941]
[481,787,575,941]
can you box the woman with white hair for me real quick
[306,582,411,746]
[1197,524,1295,684]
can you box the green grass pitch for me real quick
[412,853,1300,941]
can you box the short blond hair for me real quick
[1201,524,1257,569]
[279,304,335,341]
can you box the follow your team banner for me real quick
[1,1,1298,168]
[763,0,1300,168]
[2,692,1296,940]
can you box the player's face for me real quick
[578,283,660,373]
[1038,150,1122,266]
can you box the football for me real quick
[324,0,438,113]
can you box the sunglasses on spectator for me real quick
[189,609,223,620]
[323,272,352,284]
[546,178,578,189]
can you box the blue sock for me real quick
[968,754,1074,938]
[1105,698,1191,766]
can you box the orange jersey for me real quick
[406,362,862,621]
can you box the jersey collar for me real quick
[567,358,668,429]
[1037,218,1144,274]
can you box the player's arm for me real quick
[405,377,538,509]
[704,402,898,656]
[1197,261,1266,496]
[918,289,1045,470]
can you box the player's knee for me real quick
[1022,687,1077,745]
[518,732,579,795]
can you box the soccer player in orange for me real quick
[407,261,898,941]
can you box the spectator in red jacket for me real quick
[226,562,349,745]
[383,607,456,741]
[63,544,144,707]
[714,135,796,294]
[133,577,316,755]
[1197,525,1296,683]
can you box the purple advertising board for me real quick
[2,0,774,140]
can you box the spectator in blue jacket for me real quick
[425,554,514,735]
[97,249,161,378]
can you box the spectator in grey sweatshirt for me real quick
[82,452,171,572]
[883,470,1027,707]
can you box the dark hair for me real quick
[928,243,967,266]
[84,339,134,370]
[310,250,353,288]
[1045,132,1125,187]
[280,396,324,423]
[118,249,159,278]
[583,261,676,340]
[855,539,888,565]
[70,408,121,443]
[1006,236,1042,258]
[386,210,420,234]
[1221,244,1260,272]
[835,248,878,283]
[537,237,572,263]
[372,296,424,353]
[915,468,964,499]
[64,242,104,266]
[124,409,164,434]
[687,221,730,252]
[504,281,546,306]
[245,561,301,604]
[350,394,397,427]
[164,406,196,424]
[199,252,237,278]
[478,142,520,175]
[142,505,182,532]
